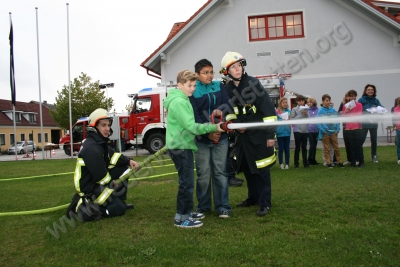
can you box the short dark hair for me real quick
[347,89,357,96]
[322,94,331,101]
[363,84,376,97]
[296,95,306,101]
[195,59,213,74]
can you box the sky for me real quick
[1,0,208,113]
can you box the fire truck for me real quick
[60,75,296,155]
[59,115,130,156]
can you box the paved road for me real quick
[0,147,152,162]
[0,138,395,162]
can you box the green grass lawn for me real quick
[0,146,399,267]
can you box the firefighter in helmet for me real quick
[67,108,140,221]
[221,51,277,216]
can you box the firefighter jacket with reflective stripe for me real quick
[224,73,277,174]
[74,131,131,200]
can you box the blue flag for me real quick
[10,22,16,106]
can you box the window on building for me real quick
[248,12,304,41]
[29,133,33,141]
[38,133,41,143]
[29,114,36,123]
[45,133,48,142]
[0,134,5,146]
[13,113,21,122]
[10,134,15,145]
[20,133,25,142]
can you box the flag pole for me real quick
[9,12,18,160]
[66,3,74,158]
[35,7,45,159]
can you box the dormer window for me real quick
[29,114,36,123]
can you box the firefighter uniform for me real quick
[224,73,277,209]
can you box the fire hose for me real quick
[0,147,168,217]
[0,112,390,216]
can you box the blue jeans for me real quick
[397,130,400,160]
[277,136,290,165]
[195,138,231,213]
[167,149,195,221]
[361,128,378,158]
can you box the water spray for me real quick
[226,113,392,130]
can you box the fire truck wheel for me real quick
[64,144,71,156]
[146,133,165,154]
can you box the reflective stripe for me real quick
[110,153,122,165]
[74,158,86,195]
[75,198,83,213]
[226,114,237,121]
[98,172,112,185]
[234,107,239,114]
[242,107,246,114]
[94,188,114,205]
[255,153,276,168]
[263,115,277,123]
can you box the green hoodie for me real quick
[164,88,218,152]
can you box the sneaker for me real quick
[398,160,400,164]
[280,164,284,169]
[174,218,203,228]
[326,164,334,168]
[294,164,299,169]
[219,210,230,218]
[358,163,365,168]
[337,163,345,168]
[189,211,205,220]
[372,155,378,163]
[257,206,270,216]
[236,200,257,207]
[285,165,289,169]
[228,179,243,187]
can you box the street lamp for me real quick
[99,83,114,111]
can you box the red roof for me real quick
[363,0,400,22]
[0,99,58,127]
[140,0,213,75]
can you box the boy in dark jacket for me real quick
[189,59,232,218]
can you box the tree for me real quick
[125,102,133,113]
[50,72,114,129]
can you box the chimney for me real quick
[43,100,47,104]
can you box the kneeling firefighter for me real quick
[67,108,140,221]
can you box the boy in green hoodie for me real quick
[164,69,225,228]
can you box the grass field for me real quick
[0,146,399,267]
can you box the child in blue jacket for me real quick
[276,98,291,169]
[316,94,344,168]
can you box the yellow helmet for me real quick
[88,108,113,127]
[219,51,246,75]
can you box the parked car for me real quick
[7,141,36,155]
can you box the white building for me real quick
[141,0,400,139]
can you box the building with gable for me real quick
[140,0,400,138]
[0,99,62,152]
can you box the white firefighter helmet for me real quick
[88,108,113,127]
[219,51,246,75]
